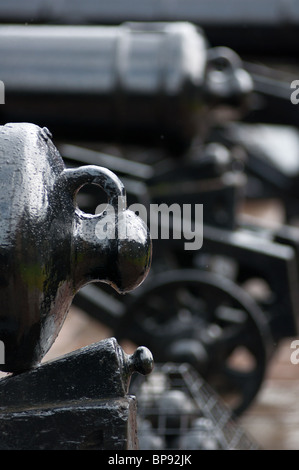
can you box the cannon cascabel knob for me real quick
[0,122,151,373]
[126,346,154,377]
[120,346,154,393]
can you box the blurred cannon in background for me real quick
[0,22,252,154]
[0,122,153,449]
[1,20,299,222]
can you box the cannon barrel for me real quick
[0,22,252,153]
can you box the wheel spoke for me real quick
[118,269,272,415]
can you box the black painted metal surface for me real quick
[0,122,151,373]
[131,363,260,450]
[0,338,154,450]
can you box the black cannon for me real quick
[0,122,153,449]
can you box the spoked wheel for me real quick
[115,269,274,416]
